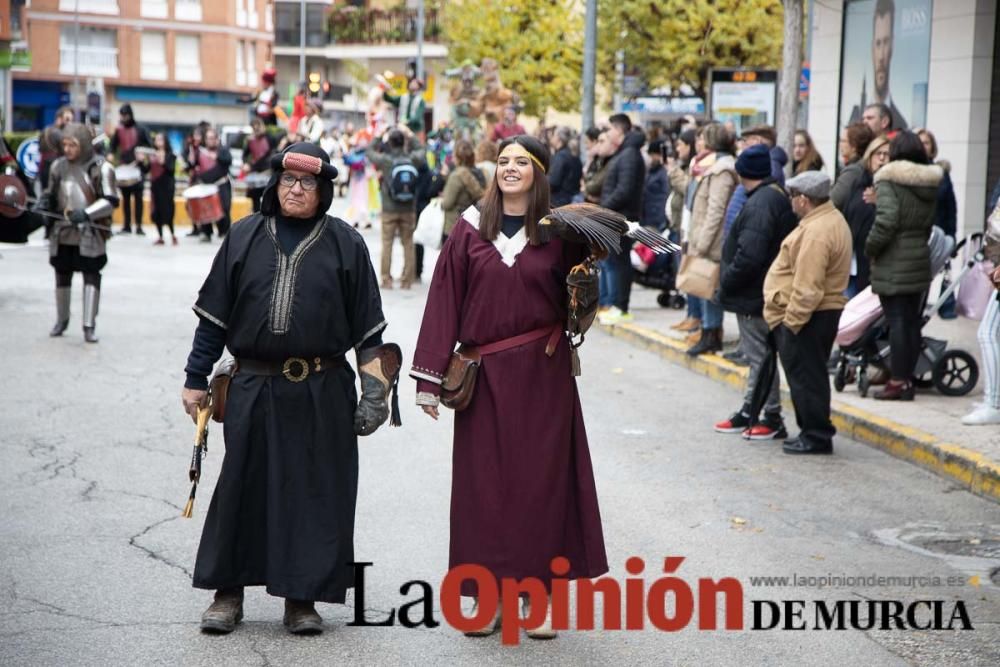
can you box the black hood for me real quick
[617,129,646,154]
[261,142,337,217]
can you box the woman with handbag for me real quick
[680,122,738,356]
[963,202,1000,425]
[410,135,608,639]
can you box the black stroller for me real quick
[832,229,980,398]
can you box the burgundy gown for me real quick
[411,206,609,595]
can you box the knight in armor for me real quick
[39,123,118,343]
[110,104,152,235]
[190,128,232,240]
[241,118,277,213]
[181,142,400,634]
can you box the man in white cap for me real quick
[763,171,852,455]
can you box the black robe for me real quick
[191,212,386,603]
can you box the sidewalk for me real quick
[600,284,1000,504]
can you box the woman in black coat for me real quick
[842,135,890,295]
[548,126,582,207]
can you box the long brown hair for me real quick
[477,135,550,246]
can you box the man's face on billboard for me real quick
[872,12,893,99]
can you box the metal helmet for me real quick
[61,122,95,163]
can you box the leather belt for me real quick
[236,355,347,383]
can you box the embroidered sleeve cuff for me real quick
[410,365,443,384]
[193,304,228,330]
[416,392,440,407]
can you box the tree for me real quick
[441,0,584,117]
[597,0,784,101]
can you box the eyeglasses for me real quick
[279,173,319,191]
[874,150,890,159]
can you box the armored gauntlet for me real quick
[354,343,403,436]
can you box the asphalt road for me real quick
[1,219,999,666]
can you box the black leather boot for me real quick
[283,599,323,635]
[686,328,722,357]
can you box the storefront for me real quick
[807,0,998,234]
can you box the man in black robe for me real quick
[181,142,401,635]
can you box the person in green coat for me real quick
[865,131,943,401]
[384,77,427,138]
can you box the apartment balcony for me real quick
[274,6,447,61]
[59,45,120,78]
[327,6,442,45]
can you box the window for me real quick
[245,41,257,86]
[59,0,119,14]
[235,0,247,28]
[235,39,246,87]
[264,3,274,33]
[140,32,167,80]
[175,0,203,22]
[175,34,202,82]
[140,0,168,19]
[59,26,118,77]
[11,0,26,43]
[248,0,260,30]
[274,3,326,47]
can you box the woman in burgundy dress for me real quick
[410,136,608,639]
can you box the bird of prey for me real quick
[539,203,680,257]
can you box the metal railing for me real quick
[327,6,441,45]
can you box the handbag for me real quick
[957,236,996,321]
[440,346,481,411]
[675,254,720,300]
[414,198,445,250]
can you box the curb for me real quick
[602,321,1000,505]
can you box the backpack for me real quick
[388,156,418,203]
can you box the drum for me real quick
[115,164,142,188]
[244,171,271,190]
[183,184,223,225]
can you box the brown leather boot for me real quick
[200,587,244,634]
[283,599,323,635]
[673,317,702,332]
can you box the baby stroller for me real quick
[631,242,686,309]
[833,228,980,397]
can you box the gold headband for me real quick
[499,144,546,174]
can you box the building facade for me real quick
[807,0,998,235]
[271,0,449,130]
[10,0,274,138]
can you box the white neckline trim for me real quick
[461,206,528,268]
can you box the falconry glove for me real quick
[354,343,403,435]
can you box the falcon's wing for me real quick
[541,203,630,255]
[625,221,681,254]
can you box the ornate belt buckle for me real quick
[282,357,309,382]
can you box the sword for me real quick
[3,202,114,233]
[181,404,212,518]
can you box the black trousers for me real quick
[775,309,841,448]
[879,292,924,380]
[120,182,144,231]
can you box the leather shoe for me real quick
[283,599,323,635]
[200,588,244,634]
[782,438,833,455]
[782,435,801,446]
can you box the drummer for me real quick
[191,128,233,240]
[110,104,152,235]
[241,118,278,213]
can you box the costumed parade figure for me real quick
[38,106,75,192]
[39,123,118,343]
[110,103,152,235]
[479,58,521,141]
[411,136,674,638]
[446,61,483,141]
[182,142,401,635]
[241,118,278,213]
[190,128,233,240]
[0,135,46,244]
[382,73,427,138]
[254,66,280,126]
[140,133,177,245]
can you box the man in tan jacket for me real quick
[763,171,852,454]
